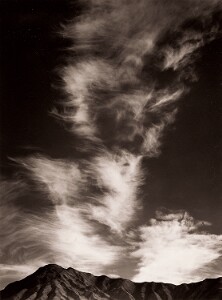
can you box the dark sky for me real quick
[1,0,78,165]
[0,0,222,289]
[143,38,222,233]
[1,0,221,229]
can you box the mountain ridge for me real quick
[0,264,222,299]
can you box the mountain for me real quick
[0,264,221,300]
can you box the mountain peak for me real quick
[1,265,222,299]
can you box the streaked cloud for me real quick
[1,0,222,289]
[15,155,83,205]
[0,264,36,290]
[52,59,115,140]
[16,153,143,233]
[88,151,143,233]
[57,0,222,156]
[132,209,222,284]
[161,27,220,73]
[0,176,121,286]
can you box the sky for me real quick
[0,0,222,290]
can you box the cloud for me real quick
[0,204,120,285]
[15,155,83,205]
[132,209,222,284]
[0,150,143,287]
[57,0,221,156]
[160,26,220,75]
[2,177,222,288]
[150,89,184,110]
[52,59,115,141]
[88,151,143,233]
[15,153,143,233]
[0,264,36,290]
[1,0,222,289]
[53,204,120,269]
[0,175,121,289]
[1,151,143,286]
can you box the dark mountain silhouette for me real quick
[0,264,221,299]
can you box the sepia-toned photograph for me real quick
[0,0,222,299]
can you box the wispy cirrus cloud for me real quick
[88,151,143,233]
[0,176,121,290]
[16,153,143,233]
[132,209,222,284]
[56,0,222,155]
[0,264,36,291]
[1,0,222,289]
[160,26,220,75]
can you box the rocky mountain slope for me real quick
[0,264,221,300]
